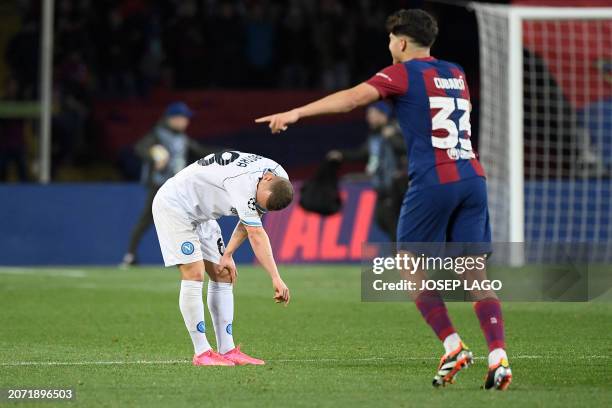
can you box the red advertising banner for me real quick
[264,183,385,263]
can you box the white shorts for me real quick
[152,191,225,267]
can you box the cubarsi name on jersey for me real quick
[433,77,465,90]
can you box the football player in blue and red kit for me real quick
[256,9,511,390]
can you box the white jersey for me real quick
[157,151,289,227]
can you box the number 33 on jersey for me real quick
[366,57,485,189]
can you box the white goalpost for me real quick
[471,3,612,264]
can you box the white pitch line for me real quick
[1,359,189,367]
[273,357,387,362]
[0,355,608,367]
[0,268,87,278]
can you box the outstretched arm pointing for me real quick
[255,83,380,134]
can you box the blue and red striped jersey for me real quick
[365,57,485,191]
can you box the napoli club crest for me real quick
[181,241,195,255]
[196,321,205,333]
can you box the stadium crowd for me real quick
[6,0,429,98]
[2,0,487,181]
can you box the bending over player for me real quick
[152,151,293,366]
[256,9,511,390]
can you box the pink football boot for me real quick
[192,349,235,366]
[221,346,265,366]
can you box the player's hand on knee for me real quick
[219,254,237,283]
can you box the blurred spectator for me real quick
[205,1,245,87]
[163,0,206,89]
[56,0,91,65]
[315,0,352,90]
[278,3,313,88]
[50,49,95,176]
[327,102,408,240]
[97,6,142,95]
[0,78,29,182]
[139,8,164,93]
[5,14,40,99]
[244,2,276,87]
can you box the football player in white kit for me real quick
[152,150,294,366]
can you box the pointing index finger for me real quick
[255,116,272,123]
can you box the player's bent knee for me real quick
[215,267,232,283]
[205,261,232,283]
[178,261,205,281]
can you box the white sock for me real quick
[179,280,211,355]
[488,348,508,367]
[207,281,235,354]
[443,333,462,355]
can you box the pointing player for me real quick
[152,151,293,366]
[256,9,511,390]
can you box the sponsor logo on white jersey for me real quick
[434,77,465,90]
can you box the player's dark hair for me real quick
[267,178,294,211]
[386,9,438,48]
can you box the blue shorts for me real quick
[397,177,491,255]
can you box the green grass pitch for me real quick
[1,265,610,407]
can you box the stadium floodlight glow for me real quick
[471,3,612,265]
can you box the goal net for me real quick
[472,3,612,263]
